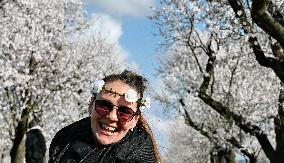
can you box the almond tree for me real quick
[163,116,211,163]
[152,0,284,162]
[0,0,125,162]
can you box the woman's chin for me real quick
[94,126,121,145]
[95,133,117,145]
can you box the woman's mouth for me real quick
[99,122,118,133]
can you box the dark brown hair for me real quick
[103,70,147,100]
[102,70,162,162]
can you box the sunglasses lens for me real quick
[95,100,111,116]
[95,100,135,122]
[117,107,135,122]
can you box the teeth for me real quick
[101,123,116,132]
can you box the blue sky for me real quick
[120,17,160,78]
[85,1,161,82]
[85,0,170,154]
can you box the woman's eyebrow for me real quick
[103,86,124,97]
[98,98,112,104]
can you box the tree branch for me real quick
[180,98,255,160]
[248,37,284,83]
[251,0,284,48]
[228,0,284,83]
[198,46,276,161]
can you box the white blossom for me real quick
[91,80,105,94]
[125,89,138,103]
[140,97,151,111]
[237,10,243,16]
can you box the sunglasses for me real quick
[94,100,137,122]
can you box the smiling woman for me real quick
[48,70,161,163]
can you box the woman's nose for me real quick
[107,106,119,121]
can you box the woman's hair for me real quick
[102,70,162,162]
[103,70,147,103]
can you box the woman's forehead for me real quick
[104,80,135,94]
[97,81,138,108]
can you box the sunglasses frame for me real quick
[94,99,137,122]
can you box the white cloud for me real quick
[76,13,130,61]
[88,13,123,44]
[90,0,155,17]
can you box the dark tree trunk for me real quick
[10,108,29,163]
[210,149,236,163]
[274,83,284,163]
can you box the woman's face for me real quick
[90,80,140,145]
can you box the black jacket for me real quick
[49,117,157,163]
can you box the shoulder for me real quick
[53,117,90,139]
[115,125,156,163]
[132,126,156,159]
[49,117,90,159]
[132,126,154,150]
[50,117,90,145]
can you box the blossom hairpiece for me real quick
[91,80,151,111]
[139,97,151,112]
[91,80,105,94]
[124,89,138,102]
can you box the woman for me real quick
[49,70,161,163]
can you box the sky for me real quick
[85,0,160,80]
[84,0,171,154]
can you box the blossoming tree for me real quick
[163,116,211,163]
[152,0,284,162]
[0,0,125,162]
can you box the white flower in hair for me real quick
[91,80,105,94]
[125,89,138,102]
[143,97,151,108]
[140,97,151,112]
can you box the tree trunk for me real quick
[10,137,25,163]
[274,82,284,163]
[10,108,29,163]
[249,158,257,163]
[210,149,236,163]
